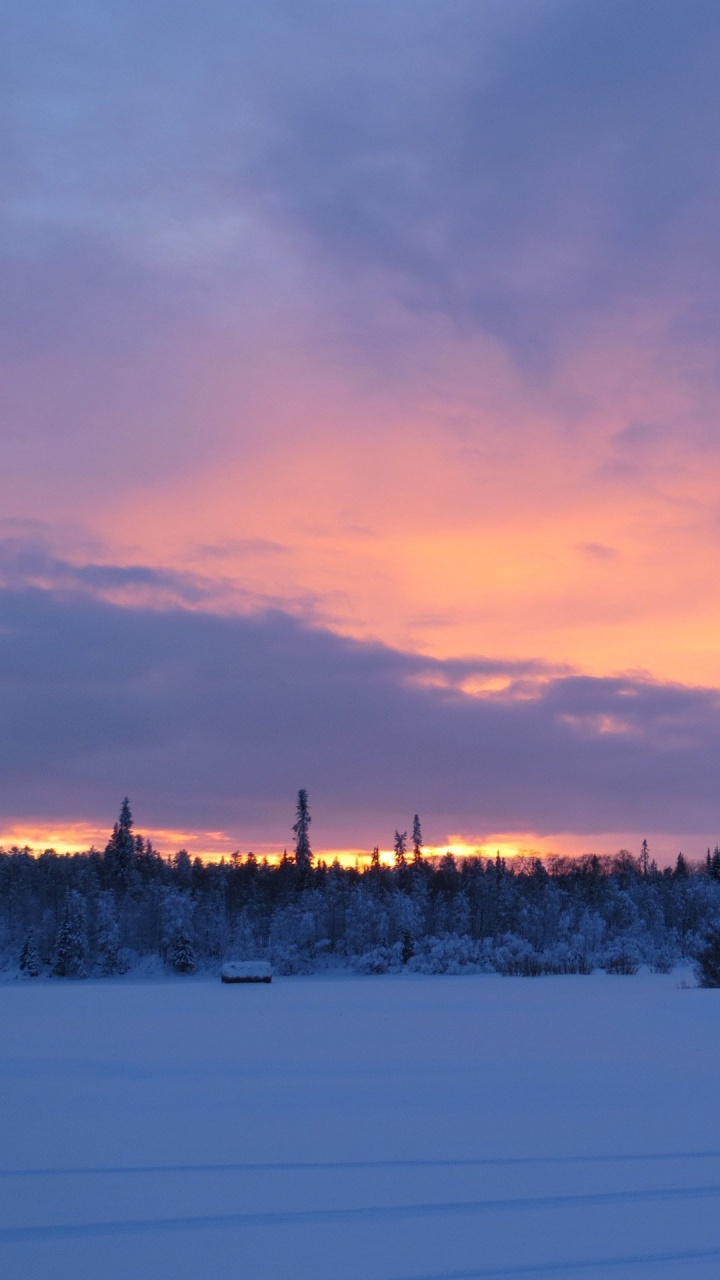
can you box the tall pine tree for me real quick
[412,815,423,863]
[639,839,650,876]
[19,931,41,977]
[53,891,88,978]
[104,797,137,888]
[293,789,313,870]
[394,830,407,867]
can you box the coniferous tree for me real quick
[394,830,407,867]
[293,789,312,870]
[19,931,41,977]
[160,886,195,969]
[169,931,196,973]
[695,926,720,987]
[53,891,88,978]
[19,934,31,971]
[639,839,650,876]
[104,797,136,888]
[412,815,423,863]
[96,891,122,975]
[674,852,689,879]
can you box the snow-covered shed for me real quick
[221,960,273,984]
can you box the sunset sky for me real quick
[4,1,720,863]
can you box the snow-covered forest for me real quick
[3,798,720,979]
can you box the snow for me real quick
[221,960,273,982]
[1,971,720,1279]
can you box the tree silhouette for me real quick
[639,839,650,876]
[412,814,423,863]
[293,789,313,869]
[104,797,136,888]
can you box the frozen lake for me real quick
[2,971,720,1279]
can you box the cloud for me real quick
[577,542,618,561]
[6,2,720,363]
[0,535,323,619]
[220,0,720,363]
[1,580,720,847]
[4,0,720,726]
[0,538,219,606]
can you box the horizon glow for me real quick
[0,821,703,873]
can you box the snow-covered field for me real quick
[2,971,720,1280]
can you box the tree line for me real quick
[3,793,720,982]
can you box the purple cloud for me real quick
[1,574,720,846]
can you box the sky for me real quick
[3,0,720,863]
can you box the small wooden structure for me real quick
[221,960,273,984]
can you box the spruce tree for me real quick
[53,891,88,978]
[96,891,122,975]
[696,927,720,987]
[293,789,313,870]
[412,815,423,863]
[639,839,650,876]
[104,797,137,888]
[19,932,41,977]
[170,931,196,973]
[394,830,407,867]
[674,852,689,879]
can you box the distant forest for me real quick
[3,793,720,981]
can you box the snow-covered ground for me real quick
[2,971,720,1279]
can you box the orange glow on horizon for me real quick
[0,824,692,869]
[0,822,244,861]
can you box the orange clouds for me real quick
[74,311,720,691]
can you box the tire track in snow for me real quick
[392,1244,720,1278]
[3,1149,720,1179]
[2,1182,720,1244]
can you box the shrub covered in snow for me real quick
[407,934,492,974]
[695,926,720,987]
[351,943,403,974]
[267,944,317,976]
[492,933,546,977]
[603,940,642,975]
